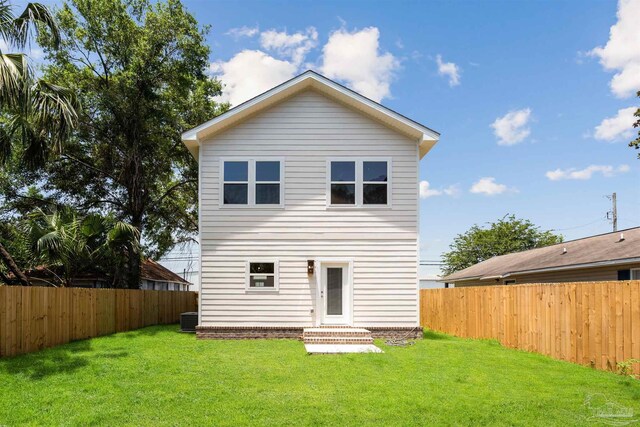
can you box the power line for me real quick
[551,218,605,232]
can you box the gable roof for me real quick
[182,70,440,159]
[442,227,640,283]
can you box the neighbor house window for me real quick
[246,261,279,291]
[632,269,640,280]
[328,159,390,207]
[222,159,283,206]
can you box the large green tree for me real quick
[630,91,639,159]
[441,215,563,276]
[28,0,226,287]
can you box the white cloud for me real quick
[320,27,400,102]
[470,177,509,196]
[546,164,630,181]
[260,27,318,66]
[210,50,297,106]
[435,55,461,87]
[443,184,461,197]
[213,26,401,106]
[589,0,640,98]
[593,106,637,141]
[226,26,259,39]
[420,181,460,199]
[491,108,532,146]
[419,181,441,198]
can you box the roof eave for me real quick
[438,275,482,283]
[183,138,198,160]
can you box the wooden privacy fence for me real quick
[0,286,198,358]
[421,281,640,373]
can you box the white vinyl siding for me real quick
[199,89,419,327]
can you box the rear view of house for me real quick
[182,71,439,339]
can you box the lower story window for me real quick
[247,261,279,290]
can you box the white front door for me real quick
[320,263,351,325]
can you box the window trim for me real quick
[220,157,285,208]
[245,260,280,292]
[326,158,392,208]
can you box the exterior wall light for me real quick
[307,260,315,276]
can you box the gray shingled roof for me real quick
[442,227,640,282]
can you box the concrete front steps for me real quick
[303,327,383,354]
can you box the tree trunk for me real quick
[126,152,144,290]
[0,242,30,286]
[127,250,141,289]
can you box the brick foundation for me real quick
[368,326,423,340]
[196,326,303,339]
[196,325,423,340]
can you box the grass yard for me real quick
[1,326,639,426]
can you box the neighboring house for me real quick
[139,259,192,291]
[182,71,439,339]
[442,227,640,287]
[24,259,191,291]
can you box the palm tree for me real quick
[0,1,78,285]
[0,1,79,167]
[24,208,140,287]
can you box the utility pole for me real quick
[606,192,617,232]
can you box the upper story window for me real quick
[255,161,280,204]
[327,159,391,207]
[223,161,249,204]
[330,161,356,204]
[222,158,283,207]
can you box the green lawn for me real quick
[1,326,639,426]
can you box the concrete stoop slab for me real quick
[305,343,383,354]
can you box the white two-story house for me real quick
[182,71,439,340]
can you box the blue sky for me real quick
[183,0,639,277]
[31,0,640,279]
